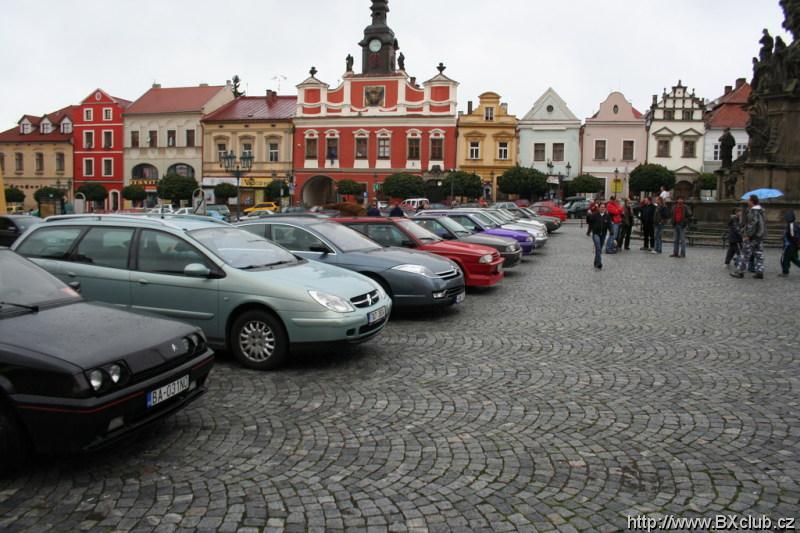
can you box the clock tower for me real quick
[359,0,397,75]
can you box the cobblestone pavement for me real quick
[1,222,799,532]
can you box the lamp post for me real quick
[546,159,555,200]
[220,150,253,221]
[562,162,572,201]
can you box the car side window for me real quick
[271,225,325,252]
[240,224,266,238]
[0,218,12,231]
[73,227,135,269]
[15,226,83,260]
[137,230,209,275]
[416,219,448,238]
[364,224,407,247]
[451,216,479,232]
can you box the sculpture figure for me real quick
[397,52,405,70]
[346,54,354,72]
[759,29,774,62]
[718,128,736,169]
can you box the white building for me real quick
[703,78,751,174]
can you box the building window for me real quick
[167,130,176,147]
[682,140,696,158]
[148,130,157,147]
[430,138,443,160]
[103,131,113,149]
[217,143,227,161]
[21,123,31,134]
[736,144,747,158]
[84,158,94,177]
[552,143,564,162]
[713,143,720,161]
[682,110,693,121]
[407,138,420,160]
[35,153,43,172]
[305,138,317,160]
[268,142,279,162]
[0,153,4,172]
[56,152,64,172]
[534,143,546,161]
[355,137,368,159]
[468,141,480,160]
[593,140,606,160]
[326,138,338,160]
[84,131,94,149]
[484,107,494,121]
[84,109,93,121]
[498,141,509,160]
[241,142,253,158]
[15,153,23,171]
[103,158,113,176]
[40,122,51,134]
[377,137,391,159]
[130,131,139,148]
[60,121,72,134]
[622,140,635,161]
[103,108,112,121]
[664,109,674,120]
[186,129,195,147]
[657,139,670,157]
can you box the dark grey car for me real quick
[0,215,41,247]
[411,216,522,268]
[237,218,467,308]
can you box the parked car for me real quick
[0,248,214,470]
[237,218,467,308]
[511,207,561,232]
[205,204,232,221]
[491,202,518,210]
[147,205,175,215]
[462,209,548,246]
[239,209,275,220]
[12,214,390,370]
[0,215,41,247]
[411,216,522,268]
[531,201,567,221]
[566,199,591,219]
[333,217,504,287]
[418,210,535,255]
[399,198,430,211]
[244,202,280,214]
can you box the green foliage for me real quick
[122,185,147,202]
[77,183,108,203]
[497,166,548,199]
[157,172,198,204]
[442,171,483,199]
[34,187,65,203]
[213,182,238,201]
[628,164,676,194]
[4,187,25,204]
[696,172,717,190]
[265,180,289,200]
[336,179,366,195]
[382,173,425,199]
[567,174,605,194]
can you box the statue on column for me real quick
[718,128,736,169]
[346,54,354,73]
[759,29,774,62]
[397,52,405,71]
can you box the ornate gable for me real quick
[521,88,579,123]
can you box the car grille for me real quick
[445,287,464,298]
[351,290,379,308]
[359,317,387,334]
[435,268,460,280]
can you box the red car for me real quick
[333,217,505,287]
[532,201,567,221]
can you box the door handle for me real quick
[137,279,149,285]
[67,272,77,277]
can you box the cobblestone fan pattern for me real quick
[1,223,798,532]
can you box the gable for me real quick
[651,126,677,137]
[678,127,703,137]
[521,88,579,122]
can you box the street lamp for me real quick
[219,150,253,220]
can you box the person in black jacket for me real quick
[780,209,800,276]
[617,198,634,251]
[366,201,381,217]
[587,202,611,269]
[652,196,670,254]
[389,203,404,217]
[724,208,743,266]
[639,197,656,250]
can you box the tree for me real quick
[336,179,366,196]
[628,164,676,194]
[497,166,548,199]
[77,183,108,203]
[157,172,198,205]
[567,174,604,195]
[265,180,289,200]
[4,187,24,204]
[442,171,483,199]
[213,183,238,202]
[122,185,147,204]
[34,187,65,203]
[382,173,425,199]
[696,172,717,190]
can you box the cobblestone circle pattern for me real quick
[1,222,798,532]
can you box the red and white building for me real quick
[72,89,131,210]
[293,0,458,205]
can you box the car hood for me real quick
[238,259,378,298]
[339,246,457,271]
[422,240,496,257]
[0,301,201,372]
[483,228,531,241]
[459,234,517,249]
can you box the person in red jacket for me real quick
[605,196,623,253]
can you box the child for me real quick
[725,208,743,266]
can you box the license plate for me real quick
[455,292,465,304]
[497,263,504,273]
[147,375,190,408]
[368,306,387,325]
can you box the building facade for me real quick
[456,92,517,201]
[518,88,581,194]
[0,106,75,210]
[645,80,706,198]
[73,89,131,210]
[292,0,458,205]
[201,91,296,206]
[703,78,751,174]
[581,91,647,199]
[123,83,234,206]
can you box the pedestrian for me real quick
[724,208,743,266]
[779,209,800,276]
[389,203,404,217]
[731,195,766,278]
[653,196,669,254]
[639,197,656,250]
[659,185,671,203]
[669,196,691,258]
[605,196,623,253]
[587,201,611,269]
[366,201,381,217]
[585,198,599,236]
[617,198,634,251]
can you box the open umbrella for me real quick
[740,188,784,201]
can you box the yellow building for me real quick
[201,91,296,208]
[457,92,517,200]
[0,106,75,210]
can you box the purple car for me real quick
[418,210,535,254]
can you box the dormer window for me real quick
[484,107,494,121]
[40,122,51,134]
[60,120,72,134]
[20,122,31,134]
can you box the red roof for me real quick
[632,107,643,118]
[125,85,227,114]
[0,105,76,143]
[705,82,751,129]
[202,95,296,122]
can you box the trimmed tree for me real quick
[265,180,289,200]
[77,183,109,204]
[34,187,65,203]
[4,187,25,204]
[628,164,676,194]
[382,173,425,199]
[213,183,238,203]
[336,179,366,196]
[157,172,198,205]
[122,185,147,205]
[567,174,604,195]
[696,172,717,190]
[497,166,548,200]
[442,171,483,200]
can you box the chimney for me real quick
[199,82,209,87]
[724,85,732,95]
[735,77,746,88]
[467,100,473,114]
[501,103,508,112]
[152,83,161,89]
[652,94,657,106]
[266,89,277,104]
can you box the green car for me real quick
[12,215,391,370]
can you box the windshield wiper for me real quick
[0,301,40,312]
[241,260,294,270]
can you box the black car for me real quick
[0,215,41,247]
[567,200,590,219]
[0,249,214,470]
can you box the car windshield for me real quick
[312,222,382,252]
[397,219,441,243]
[469,212,497,228]
[0,251,80,315]
[481,212,507,225]
[490,210,515,222]
[189,227,297,269]
[432,217,472,237]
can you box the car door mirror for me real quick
[308,244,332,255]
[184,263,212,277]
[400,239,415,248]
[441,233,454,240]
[68,281,81,293]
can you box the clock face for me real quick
[368,39,382,53]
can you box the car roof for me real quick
[42,214,231,232]
[238,216,330,226]
[333,217,407,223]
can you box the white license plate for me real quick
[368,306,387,325]
[455,292,465,304]
[147,375,190,408]
[497,263,503,273]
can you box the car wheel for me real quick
[230,310,288,370]
[0,403,25,474]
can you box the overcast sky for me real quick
[0,0,788,130]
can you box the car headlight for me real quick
[506,245,517,252]
[308,290,355,313]
[391,264,437,278]
[478,254,493,264]
[85,361,129,393]
[88,369,104,391]
[525,236,533,242]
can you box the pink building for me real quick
[581,92,647,199]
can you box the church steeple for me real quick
[359,0,398,75]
